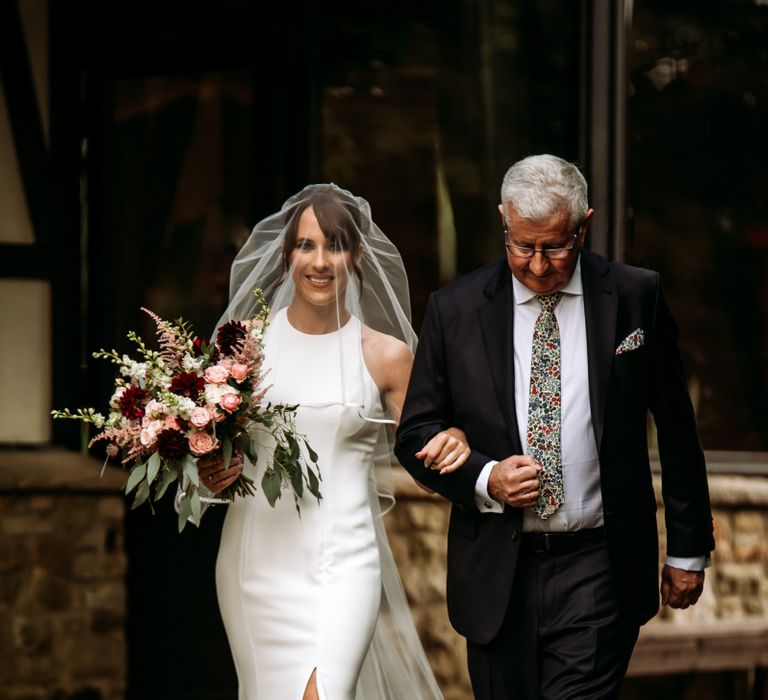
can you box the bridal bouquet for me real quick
[52,290,321,531]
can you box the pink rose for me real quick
[188,431,218,456]
[204,365,230,384]
[217,358,234,371]
[207,403,226,423]
[220,393,242,413]
[139,420,162,447]
[230,363,250,383]
[189,406,211,428]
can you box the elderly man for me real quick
[395,154,714,699]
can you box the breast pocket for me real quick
[614,345,648,369]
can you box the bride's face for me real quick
[289,206,352,309]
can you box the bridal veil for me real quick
[216,183,443,699]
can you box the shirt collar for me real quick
[511,254,584,305]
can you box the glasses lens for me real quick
[507,244,534,258]
[506,234,576,259]
[546,248,571,260]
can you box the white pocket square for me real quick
[615,328,645,356]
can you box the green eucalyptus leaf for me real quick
[288,460,303,497]
[182,455,199,487]
[125,463,147,494]
[177,493,192,533]
[146,453,161,484]
[261,469,282,507]
[307,466,321,501]
[287,434,300,461]
[154,467,178,501]
[132,479,151,510]
[305,442,319,464]
[190,490,202,526]
[244,440,258,464]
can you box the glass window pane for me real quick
[321,1,580,323]
[627,1,768,450]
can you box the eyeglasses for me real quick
[503,229,580,260]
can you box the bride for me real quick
[195,184,469,699]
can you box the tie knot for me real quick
[537,292,562,313]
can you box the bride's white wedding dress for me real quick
[217,308,423,699]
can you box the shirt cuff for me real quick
[474,460,504,513]
[665,555,711,571]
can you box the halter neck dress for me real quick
[216,307,386,699]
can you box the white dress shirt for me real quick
[473,263,707,571]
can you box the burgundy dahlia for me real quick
[169,371,205,399]
[216,321,247,355]
[118,385,150,419]
[156,429,188,461]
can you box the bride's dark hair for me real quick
[281,185,364,285]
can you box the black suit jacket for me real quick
[395,250,715,644]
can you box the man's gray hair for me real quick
[500,155,589,231]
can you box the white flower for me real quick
[105,411,122,429]
[174,396,197,420]
[119,358,149,383]
[91,412,106,429]
[109,386,126,409]
[204,383,230,405]
[182,354,205,372]
[152,371,172,390]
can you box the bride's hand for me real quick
[197,450,244,494]
[415,427,471,474]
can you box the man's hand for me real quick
[197,451,244,494]
[416,427,471,474]
[661,564,704,609]
[487,455,542,509]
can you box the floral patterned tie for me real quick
[527,292,563,519]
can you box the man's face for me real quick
[499,204,592,296]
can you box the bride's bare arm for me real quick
[362,327,470,474]
[361,326,412,424]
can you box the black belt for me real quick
[520,526,605,554]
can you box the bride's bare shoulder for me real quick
[361,325,413,390]
[361,324,412,363]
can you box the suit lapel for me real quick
[581,251,617,452]
[478,261,523,453]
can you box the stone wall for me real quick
[1,450,765,700]
[384,468,768,700]
[0,450,126,700]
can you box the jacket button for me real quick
[509,530,519,542]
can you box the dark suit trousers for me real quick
[466,537,639,700]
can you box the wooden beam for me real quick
[0,0,51,247]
